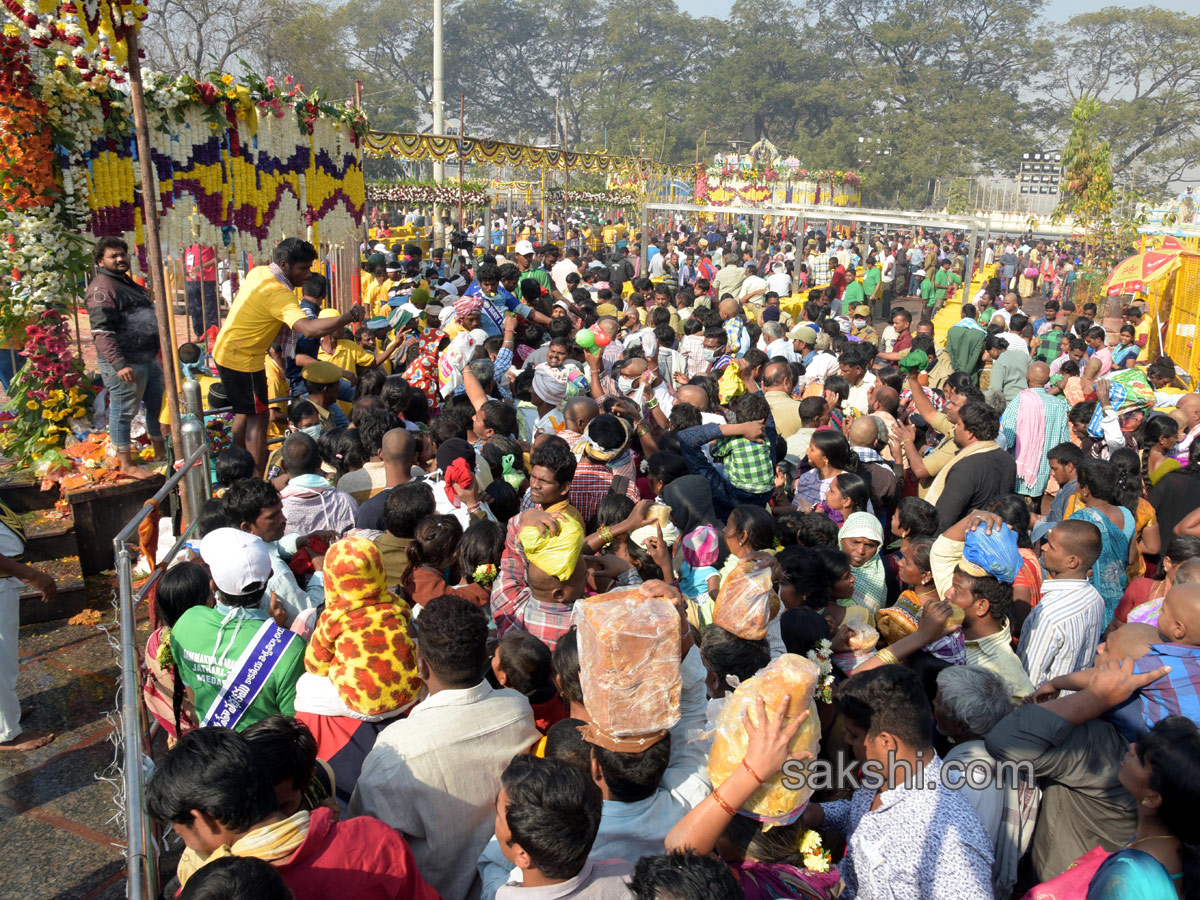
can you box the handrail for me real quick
[201,396,293,417]
[112,443,209,548]
[113,438,209,900]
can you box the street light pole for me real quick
[432,0,445,230]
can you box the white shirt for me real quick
[648,253,665,277]
[882,253,896,284]
[1001,333,1029,357]
[844,372,877,416]
[1017,577,1104,687]
[764,337,797,362]
[766,272,792,296]
[550,258,579,295]
[739,274,768,301]
[803,351,841,386]
[351,682,541,900]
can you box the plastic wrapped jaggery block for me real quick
[712,558,780,640]
[575,587,682,737]
[708,653,822,826]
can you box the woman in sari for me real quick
[1068,459,1136,626]
[1112,534,1200,629]
[793,430,855,512]
[1111,448,1161,582]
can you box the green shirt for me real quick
[934,269,950,301]
[1036,328,1065,363]
[862,266,881,299]
[170,605,306,730]
[920,277,935,305]
[843,279,865,308]
[520,268,553,295]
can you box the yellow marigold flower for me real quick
[221,74,233,85]
[25,400,37,410]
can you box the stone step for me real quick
[19,507,77,563]
[0,470,60,513]
[19,555,90,625]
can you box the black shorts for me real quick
[216,364,269,416]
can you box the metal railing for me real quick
[113,438,210,900]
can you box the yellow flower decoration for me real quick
[25,400,37,411]
[221,74,234,85]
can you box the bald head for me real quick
[1027,361,1050,387]
[563,396,599,433]
[719,298,739,320]
[1178,394,1200,427]
[870,385,899,416]
[762,360,795,391]
[676,384,709,412]
[381,427,415,465]
[848,416,880,449]
[1160,582,1200,643]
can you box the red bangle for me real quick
[710,789,737,816]
[741,759,765,784]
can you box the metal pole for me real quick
[116,542,150,900]
[752,214,761,261]
[180,415,211,516]
[965,226,978,298]
[507,189,513,248]
[182,377,204,419]
[640,200,650,276]
[126,30,185,477]
[432,0,445,228]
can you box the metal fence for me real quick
[113,437,210,900]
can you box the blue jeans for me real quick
[186,280,220,338]
[0,347,26,392]
[99,358,165,450]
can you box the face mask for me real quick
[298,424,323,440]
[853,319,866,329]
[617,376,636,393]
[704,349,719,362]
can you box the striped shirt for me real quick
[1018,578,1104,687]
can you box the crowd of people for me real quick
[5,220,1200,900]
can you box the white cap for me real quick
[200,528,272,596]
[514,239,535,256]
[373,242,387,252]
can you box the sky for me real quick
[676,0,1195,20]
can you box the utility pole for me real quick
[432,0,445,230]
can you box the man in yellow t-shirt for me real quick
[212,238,363,474]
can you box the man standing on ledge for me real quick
[213,238,364,475]
[85,236,165,479]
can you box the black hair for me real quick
[405,514,463,574]
[831,472,870,514]
[530,440,577,486]
[288,399,319,427]
[797,396,828,426]
[328,428,365,480]
[957,400,1000,442]
[1077,457,1121,505]
[214,447,256,487]
[380,377,413,419]
[730,391,770,426]
[989,494,1032,548]
[241,715,318,793]
[146,727,278,833]
[815,544,851,585]
[416,594,489,687]
[272,237,318,267]
[355,407,394,457]
[956,566,1013,623]
[194,498,235,538]
[94,235,130,263]
[809,429,856,472]
[647,451,689,488]
[178,856,291,900]
[355,367,387,400]
[281,431,323,476]
[483,479,520,525]
[157,561,209,627]
[629,851,743,900]
[1137,715,1200,900]
[544,717,592,771]
[1009,312,1029,333]
[727,505,776,551]
[1047,440,1083,470]
[551,627,582,708]
[895,496,938,538]
[302,271,328,301]
[459,519,505,586]
[779,606,832,656]
[700,624,770,688]
[835,664,932,749]
[496,630,556,703]
[222,478,281,529]
[669,403,703,431]
[383,481,437,539]
[499,755,602,880]
[589,736,672,803]
[795,512,839,548]
[479,399,518,439]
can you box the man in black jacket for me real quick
[85,237,163,478]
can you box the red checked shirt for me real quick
[568,455,640,526]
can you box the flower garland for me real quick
[543,187,640,207]
[65,69,367,269]
[0,27,96,460]
[368,180,489,207]
[806,639,834,704]
[1,0,146,83]
[797,829,833,873]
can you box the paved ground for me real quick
[0,574,141,900]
